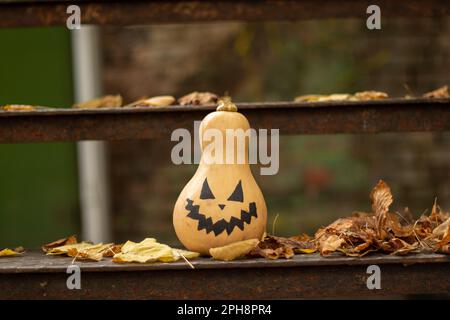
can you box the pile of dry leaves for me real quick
[72,91,219,109]
[295,91,389,103]
[209,180,450,261]
[3,180,449,263]
[315,180,450,256]
[294,85,449,103]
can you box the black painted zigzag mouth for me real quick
[185,199,257,236]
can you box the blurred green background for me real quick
[0,27,79,248]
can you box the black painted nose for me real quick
[218,204,226,210]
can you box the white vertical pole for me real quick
[71,26,112,243]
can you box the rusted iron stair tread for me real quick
[1,250,450,274]
[1,0,450,28]
[1,99,450,142]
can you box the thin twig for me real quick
[412,219,429,250]
[178,252,195,269]
[394,211,410,225]
[71,252,79,264]
[272,213,279,236]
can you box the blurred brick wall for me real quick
[354,17,450,213]
[102,24,243,243]
[101,18,450,243]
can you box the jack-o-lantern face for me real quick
[185,178,257,236]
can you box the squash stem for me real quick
[216,96,237,112]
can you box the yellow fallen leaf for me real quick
[173,249,200,260]
[178,91,218,106]
[296,248,317,254]
[102,244,123,257]
[209,239,259,261]
[0,248,22,257]
[353,91,388,100]
[112,238,199,264]
[294,94,351,103]
[73,95,122,109]
[1,105,35,111]
[113,244,173,263]
[295,91,388,103]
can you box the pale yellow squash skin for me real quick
[173,100,267,255]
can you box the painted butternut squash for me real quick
[173,98,267,255]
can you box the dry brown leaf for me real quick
[353,91,388,100]
[129,96,175,107]
[438,225,450,248]
[42,235,78,253]
[337,248,377,257]
[294,93,351,103]
[102,244,123,257]
[380,238,418,255]
[315,215,378,257]
[354,241,372,252]
[432,218,450,237]
[370,180,393,238]
[289,234,314,242]
[43,236,121,261]
[319,235,346,255]
[440,244,450,254]
[73,95,122,109]
[210,239,259,261]
[14,246,25,253]
[386,213,414,239]
[178,92,219,106]
[316,94,351,102]
[423,85,449,99]
[400,207,415,225]
[67,248,102,262]
[249,235,315,259]
[66,243,114,262]
[294,94,325,103]
[268,235,316,253]
[371,180,393,217]
[295,91,388,103]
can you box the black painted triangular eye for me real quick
[227,180,244,202]
[200,178,215,199]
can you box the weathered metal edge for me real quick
[1,252,450,274]
[1,98,449,117]
[0,0,450,28]
[1,99,450,142]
